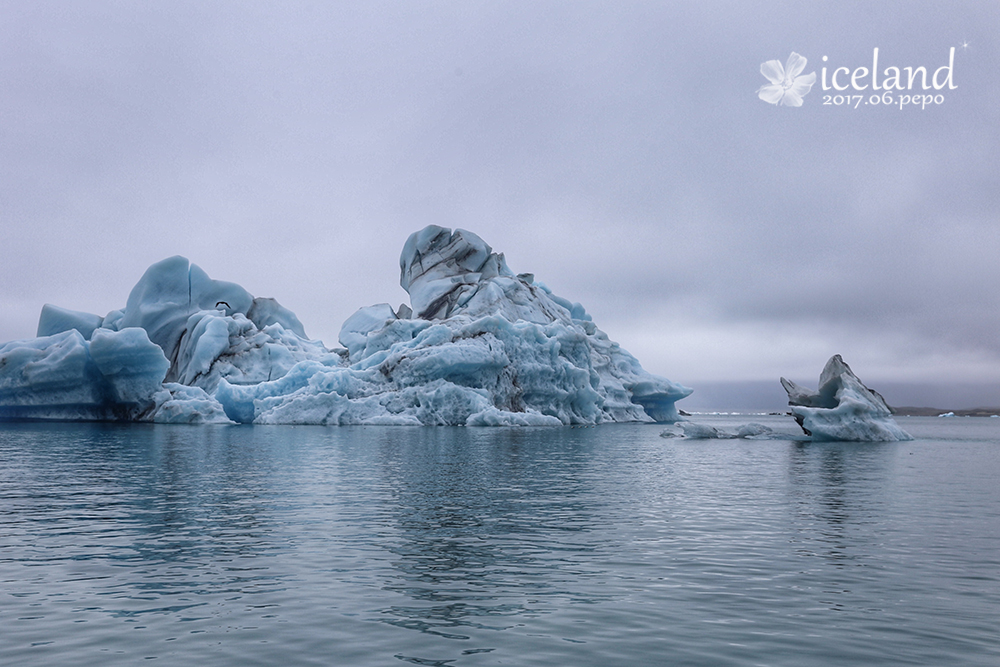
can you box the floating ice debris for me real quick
[0,226,691,425]
[659,421,779,440]
[781,355,912,442]
[679,422,738,439]
[736,422,774,438]
[937,412,956,418]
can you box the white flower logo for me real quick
[757,52,816,107]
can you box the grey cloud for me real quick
[1,1,998,404]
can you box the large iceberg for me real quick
[780,355,912,442]
[0,226,691,425]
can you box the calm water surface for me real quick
[1,415,998,666]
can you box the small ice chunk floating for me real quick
[0,226,691,425]
[659,422,780,440]
[780,355,912,442]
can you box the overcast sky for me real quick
[2,1,998,407]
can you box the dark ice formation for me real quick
[781,355,912,441]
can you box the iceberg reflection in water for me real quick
[1,416,999,666]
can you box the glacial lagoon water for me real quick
[1,415,998,667]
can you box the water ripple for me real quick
[1,418,999,666]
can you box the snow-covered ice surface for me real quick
[781,355,912,442]
[0,226,691,425]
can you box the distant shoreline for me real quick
[682,408,1000,418]
[892,407,1000,417]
